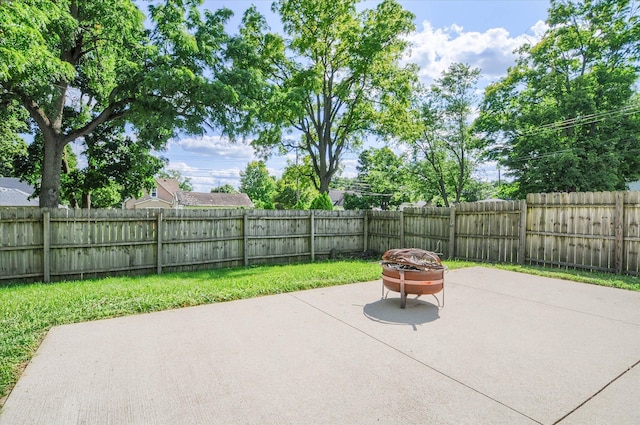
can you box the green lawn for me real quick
[1,259,638,403]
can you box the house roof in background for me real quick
[0,178,39,206]
[328,189,345,207]
[176,192,254,208]
[0,188,40,206]
[157,178,181,194]
[0,177,35,194]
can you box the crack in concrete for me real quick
[290,293,544,425]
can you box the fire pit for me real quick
[381,248,445,309]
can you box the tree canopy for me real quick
[229,0,418,194]
[476,0,640,196]
[0,0,243,207]
[211,184,238,193]
[272,156,318,209]
[344,147,409,210]
[403,63,481,206]
[240,161,276,209]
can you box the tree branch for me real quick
[64,97,133,143]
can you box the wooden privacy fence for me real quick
[0,208,365,283]
[1,191,639,283]
[526,191,640,275]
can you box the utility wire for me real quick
[517,102,640,137]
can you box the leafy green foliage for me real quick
[403,63,481,207]
[229,0,418,193]
[17,125,165,208]
[343,147,409,210]
[309,192,334,210]
[0,139,28,178]
[211,184,238,193]
[240,161,276,209]
[0,0,244,207]
[476,0,640,197]
[0,99,29,177]
[273,156,318,209]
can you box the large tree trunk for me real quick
[319,174,331,194]
[81,192,91,209]
[39,136,66,208]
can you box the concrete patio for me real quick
[1,267,639,424]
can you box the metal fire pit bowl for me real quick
[381,249,445,309]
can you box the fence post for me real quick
[157,212,163,275]
[363,211,368,252]
[614,192,624,274]
[519,201,528,265]
[43,210,50,283]
[448,207,456,259]
[310,211,315,262]
[399,211,405,247]
[243,211,249,267]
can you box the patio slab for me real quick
[1,267,639,424]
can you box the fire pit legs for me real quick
[400,270,407,309]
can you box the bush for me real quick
[309,193,333,210]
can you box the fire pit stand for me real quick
[380,249,445,309]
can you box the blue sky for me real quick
[162,0,551,192]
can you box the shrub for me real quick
[309,193,333,210]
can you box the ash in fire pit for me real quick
[380,248,446,309]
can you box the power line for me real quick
[517,102,640,137]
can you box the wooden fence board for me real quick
[525,191,627,272]
[2,191,640,283]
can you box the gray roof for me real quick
[0,188,39,206]
[176,192,254,208]
[157,178,181,194]
[329,189,345,207]
[0,178,39,206]
[0,177,35,194]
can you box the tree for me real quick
[273,156,318,209]
[230,0,418,193]
[476,0,640,197]
[17,124,165,208]
[0,0,243,207]
[240,161,276,209]
[0,139,28,178]
[158,168,193,192]
[0,98,29,177]
[343,147,409,210]
[403,63,481,207]
[211,184,238,193]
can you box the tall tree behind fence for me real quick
[1,191,639,283]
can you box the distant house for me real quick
[399,201,428,210]
[123,178,253,209]
[0,178,39,207]
[123,178,181,209]
[328,189,346,209]
[175,192,254,209]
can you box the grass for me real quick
[492,263,640,291]
[0,260,385,401]
[1,259,638,404]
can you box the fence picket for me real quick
[2,191,640,283]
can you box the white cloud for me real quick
[174,135,255,159]
[166,161,243,192]
[406,20,547,84]
[190,175,242,192]
[340,159,359,179]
